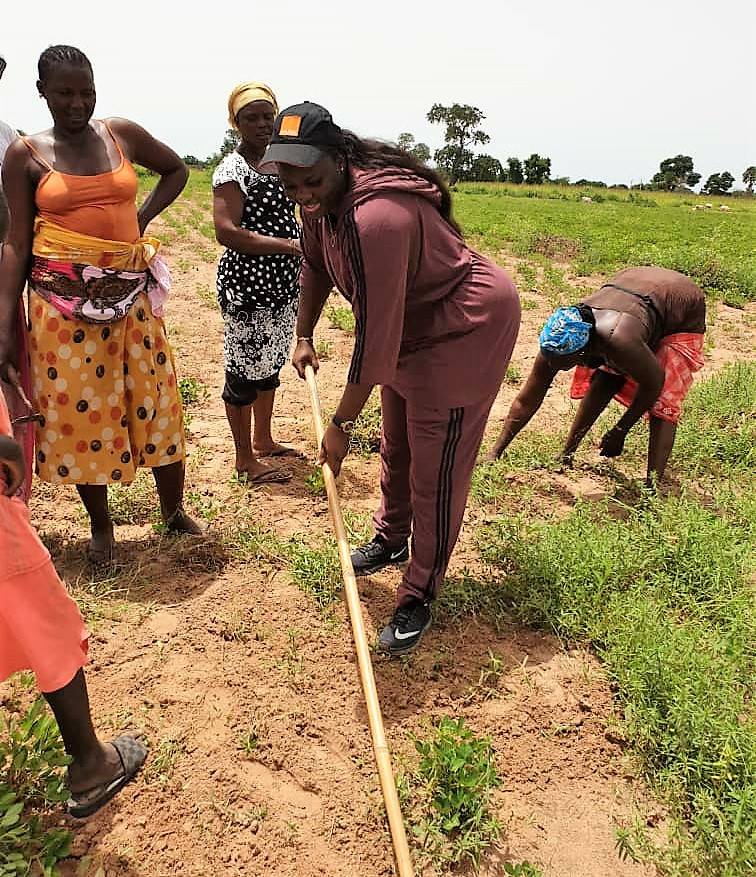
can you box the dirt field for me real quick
[16,210,754,876]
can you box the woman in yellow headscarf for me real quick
[212,82,302,484]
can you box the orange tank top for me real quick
[24,121,140,244]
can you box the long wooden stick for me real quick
[304,365,414,877]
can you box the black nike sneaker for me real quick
[351,535,409,576]
[379,599,432,656]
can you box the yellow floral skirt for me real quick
[29,291,186,485]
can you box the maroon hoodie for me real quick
[300,167,520,408]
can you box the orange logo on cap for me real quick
[279,115,302,137]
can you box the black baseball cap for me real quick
[258,102,344,173]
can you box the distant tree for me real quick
[743,166,756,194]
[182,155,204,168]
[506,157,524,184]
[523,153,551,185]
[220,128,241,157]
[551,176,570,186]
[651,155,701,190]
[205,128,241,169]
[427,103,490,184]
[702,171,735,195]
[396,132,431,164]
[467,154,504,182]
[433,144,473,183]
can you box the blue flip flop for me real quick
[66,733,148,819]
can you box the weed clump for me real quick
[351,392,382,455]
[0,696,72,875]
[399,717,501,871]
[326,305,356,334]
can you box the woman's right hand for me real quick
[292,338,319,379]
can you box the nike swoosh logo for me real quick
[394,628,422,640]
[389,550,406,561]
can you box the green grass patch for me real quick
[178,376,209,432]
[504,865,543,877]
[455,185,756,302]
[225,520,341,610]
[675,362,756,476]
[472,432,564,505]
[284,536,341,609]
[304,467,326,496]
[315,339,334,360]
[476,491,755,877]
[107,470,158,525]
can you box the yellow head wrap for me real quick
[227,82,279,129]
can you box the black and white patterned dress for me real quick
[212,153,300,381]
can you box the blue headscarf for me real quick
[539,306,592,356]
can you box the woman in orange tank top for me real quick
[0,44,201,566]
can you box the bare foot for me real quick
[86,528,115,565]
[165,508,204,534]
[253,441,303,459]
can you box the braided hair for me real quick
[37,45,92,82]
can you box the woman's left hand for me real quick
[319,423,350,476]
[599,426,626,458]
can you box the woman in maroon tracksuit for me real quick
[259,103,520,655]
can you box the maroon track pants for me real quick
[373,385,497,606]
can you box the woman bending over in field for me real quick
[489,266,706,485]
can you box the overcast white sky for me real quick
[2,0,753,186]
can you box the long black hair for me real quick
[38,45,92,83]
[330,131,461,235]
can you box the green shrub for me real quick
[326,305,356,334]
[401,717,501,871]
[0,698,72,876]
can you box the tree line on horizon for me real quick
[184,104,755,196]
